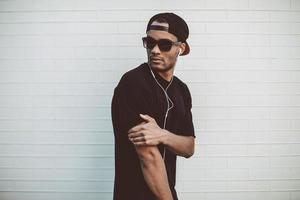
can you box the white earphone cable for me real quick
[147,48,180,160]
[148,65,174,160]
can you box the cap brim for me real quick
[181,41,190,56]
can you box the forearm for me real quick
[162,130,195,158]
[137,146,173,200]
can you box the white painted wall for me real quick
[0,0,300,199]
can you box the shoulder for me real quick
[173,76,192,107]
[173,76,191,95]
[117,63,148,89]
[114,63,151,99]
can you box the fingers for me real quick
[128,131,151,145]
[128,115,157,134]
[131,141,146,146]
[127,114,161,146]
[128,131,159,146]
[128,131,147,145]
[128,123,146,134]
[129,136,145,143]
[128,131,144,139]
[139,114,155,123]
[130,137,155,146]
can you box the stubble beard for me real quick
[148,60,175,73]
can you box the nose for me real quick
[151,43,161,54]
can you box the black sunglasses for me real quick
[142,37,181,52]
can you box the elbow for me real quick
[183,148,194,158]
[184,138,195,158]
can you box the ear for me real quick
[179,43,186,56]
[178,48,182,56]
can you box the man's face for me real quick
[145,30,183,73]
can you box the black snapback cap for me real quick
[146,12,190,55]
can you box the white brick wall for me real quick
[0,0,299,200]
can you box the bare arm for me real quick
[162,130,194,158]
[134,145,173,200]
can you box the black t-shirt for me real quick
[111,63,195,200]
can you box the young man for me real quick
[111,13,195,200]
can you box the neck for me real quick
[147,62,175,82]
[158,69,174,82]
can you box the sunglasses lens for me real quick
[142,37,173,52]
[143,37,156,49]
[158,39,173,51]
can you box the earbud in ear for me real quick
[178,48,182,56]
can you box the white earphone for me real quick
[178,48,182,56]
[148,64,174,161]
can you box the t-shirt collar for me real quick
[150,67,172,89]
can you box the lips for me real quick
[150,57,163,62]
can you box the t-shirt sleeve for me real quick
[111,74,151,137]
[180,83,195,137]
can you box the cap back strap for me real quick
[148,25,169,32]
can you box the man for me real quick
[111,12,195,200]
